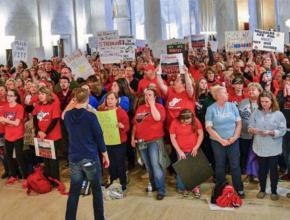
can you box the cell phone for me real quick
[266,70,272,79]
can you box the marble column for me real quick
[248,0,258,30]
[215,0,238,47]
[276,0,290,44]
[144,0,162,45]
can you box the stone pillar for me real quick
[276,0,290,44]
[144,0,162,45]
[215,0,238,47]
[248,0,258,30]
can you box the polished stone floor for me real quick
[0,167,290,220]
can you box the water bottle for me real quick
[147,183,152,193]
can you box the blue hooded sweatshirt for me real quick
[64,108,106,163]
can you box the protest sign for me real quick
[63,49,94,79]
[225,31,252,52]
[96,110,121,145]
[167,43,185,54]
[252,29,284,53]
[136,39,146,48]
[209,41,218,52]
[97,30,121,64]
[120,37,136,61]
[161,53,184,84]
[34,138,56,159]
[189,34,206,48]
[11,40,28,64]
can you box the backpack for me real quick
[26,165,68,195]
[216,185,242,208]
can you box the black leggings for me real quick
[257,155,279,194]
[107,143,127,190]
[43,139,60,182]
[5,138,28,178]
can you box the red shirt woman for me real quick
[32,86,62,181]
[0,89,28,186]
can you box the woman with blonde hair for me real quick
[205,85,244,198]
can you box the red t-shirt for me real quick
[0,99,8,134]
[165,87,195,128]
[169,117,202,153]
[116,107,130,143]
[2,104,25,141]
[228,90,249,105]
[137,77,163,96]
[133,103,166,142]
[189,66,202,82]
[32,103,62,141]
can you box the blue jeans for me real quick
[65,158,104,220]
[283,131,290,175]
[139,141,166,195]
[211,139,244,192]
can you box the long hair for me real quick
[258,90,279,112]
[178,109,197,132]
[259,71,275,93]
[195,78,208,99]
[116,78,132,97]
[38,86,54,104]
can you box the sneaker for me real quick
[156,194,165,200]
[192,187,201,198]
[256,191,266,199]
[183,190,190,197]
[279,174,290,181]
[6,176,18,185]
[22,179,28,189]
[237,191,245,199]
[270,194,279,201]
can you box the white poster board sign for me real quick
[120,37,136,61]
[253,29,285,52]
[225,31,252,52]
[97,30,121,64]
[161,53,184,84]
[209,41,218,52]
[34,138,56,159]
[63,49,95,79]
[11,40,28,64]
[189,34,206,48]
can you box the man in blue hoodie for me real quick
[64,87,109,220]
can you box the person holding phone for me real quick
[248,91,286,201]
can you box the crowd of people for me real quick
[0,42,289,219]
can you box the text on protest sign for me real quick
[119,37,136,61]
[97,30,121,64]
[189,35,206,48]
[95,110,121,145]
[63,49,95,80]
[167,44,185,54]
[225,31,252,52]
[161,53,184,84]
[12,40,28,63]
[252,29,285,53]
[34,138,56,159]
